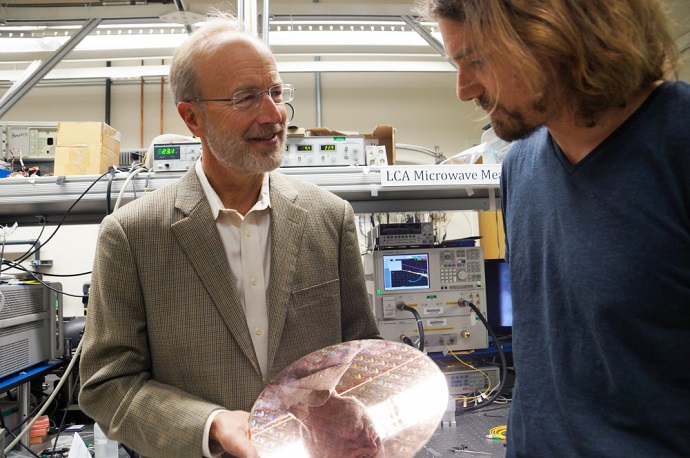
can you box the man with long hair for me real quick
[418,0,689,455]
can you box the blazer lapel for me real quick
[170,170,261,375]
[266,173,307,377]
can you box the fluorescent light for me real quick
[277,60,454,73]
[0,60,454,82]
[75,34,187,51]
[0,32,187,55]
[0,37,62,53]
[0,26,443,54]
[158,11,206,26]
[0,20,451,80]
[0,65,168,81]
[270,30,431,47]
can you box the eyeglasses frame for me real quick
[187,83,295,111]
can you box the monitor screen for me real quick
[484,259,513,336]
[382,253,430,291]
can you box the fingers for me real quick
[210,410,259,458]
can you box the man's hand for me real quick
[209,410,259,458]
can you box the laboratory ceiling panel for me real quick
[0,1,687,80]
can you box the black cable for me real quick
[1,404,42,458]
[0,224,46,272]
[51,374,80,458]
[2,429,41,457]
[396,302,425,352]
[1,258,91,277]
[122,444,141,458]
[9,395,49,434]
[286,102,295,126]
[19,270,91,278]
[105,167,117,216]
[457,299,508,413]
[3,171,110,272]
[400,335,415,348]
[0,262,85,298]
[105,166,117,215]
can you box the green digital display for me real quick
[321,144,336,151]
[297,145,313,152]
[154,145,180,160]
[157,147,176,156]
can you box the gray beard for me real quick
[204,118,285,173]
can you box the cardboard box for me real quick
[57,122,121,152]
[29,415,50,444]
[478,210,505,259]
[54,122,121,175]
[54,144,119,176]
[307,125,396,165]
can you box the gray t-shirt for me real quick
[500,80,690,457]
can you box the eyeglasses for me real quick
[189,83,295,111]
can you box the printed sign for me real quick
[380,164,501,187]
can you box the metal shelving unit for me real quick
[0,165,501,226]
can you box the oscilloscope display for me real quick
[383,253,430,291]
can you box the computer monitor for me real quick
[484,259,513,337]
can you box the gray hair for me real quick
[169,10,252,105]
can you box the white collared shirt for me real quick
[195,159,271,457]
[195,159,271,377]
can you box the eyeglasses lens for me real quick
[233,84,294,110]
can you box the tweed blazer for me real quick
[78,168,380,458]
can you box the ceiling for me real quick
[0,3,450,62]
[0,1,423,25]
[0,1,687,56]
[0,0,686,147]
[0,1,688,85]
[0,0,688,33]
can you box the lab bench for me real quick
[6,403,510,458]
[417,404,509,457]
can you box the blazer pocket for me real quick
[291,278,340,310]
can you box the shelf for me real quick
[0,359,67,392]
[0,165,501,226]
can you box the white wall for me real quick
[3,64,688,314]
[3,71,485,315]
[4,213,479,316]
[3,225,99,316]
[2,70,486,160]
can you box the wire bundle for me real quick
[487,424,507,440]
